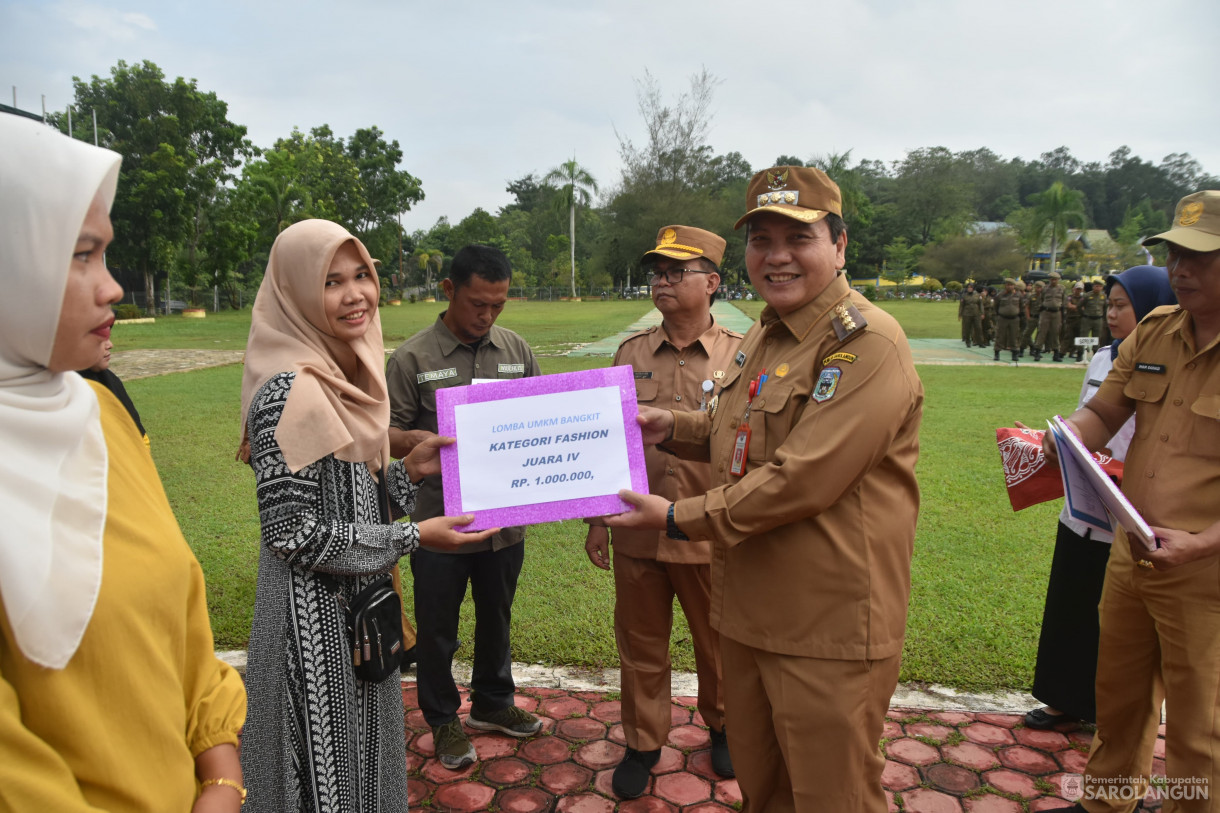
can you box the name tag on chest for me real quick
[417,368,458,384]
[498,363,525,375]
[1135,363,1166,374]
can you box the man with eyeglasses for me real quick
[1046,190,1220,813]
[602,166,923,812]
[584,225,741,799]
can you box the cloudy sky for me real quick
[4,0,1218,233]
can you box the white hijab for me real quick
[0,113,122,669]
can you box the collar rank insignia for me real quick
[735,351,747,367]
[831,302,868,342]
[765,168,789,190]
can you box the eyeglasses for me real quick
[648,267,713,285]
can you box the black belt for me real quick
[999,314,1018,319]
[1042,307,1060,312]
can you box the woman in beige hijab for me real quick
[239,219,493,812]
[0,115,247,809]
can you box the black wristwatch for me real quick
[666,503,689,541]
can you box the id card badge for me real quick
[729,423,751,476]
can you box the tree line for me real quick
[50,61,1216,309]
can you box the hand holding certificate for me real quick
[1047,415,1159,552]
[435,366,650,530]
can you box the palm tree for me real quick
[427,250,444,297]
[1029,181,1086,275]
[543,157,598,297]
[413,249,430,291]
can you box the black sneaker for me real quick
[431,718,476,770]
[709,727,734,778]
[611,747,661,799]
[466,705,542,738]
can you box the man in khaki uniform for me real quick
[385,245,544,770]
[994,278,1022,362]
[982,286,997,345]
[1022,279,1043,357]
[1047,190,1220,813]
[603,166,924,812]
[585,225,742,798]
[958,282,984,347]
[1078,280,1107,360]
[1038,270,1067,361]
[1060,281,1084,359]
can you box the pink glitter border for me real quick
[436,365,647,530]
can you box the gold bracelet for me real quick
[200,777,247,805]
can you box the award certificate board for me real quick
[436,365,648,530]
[1048,415,1158,552]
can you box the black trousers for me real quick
[411,543,525,727]
[1030,520,1113,722]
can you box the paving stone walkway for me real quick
[403,680,1170,813]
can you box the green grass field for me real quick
[126,298,1082,691]
[114,300,655,355]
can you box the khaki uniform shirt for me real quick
[612,320,743,563]
[669,274,924,660]
[996,291,1022,318]
[1041,283,1066,311]
[385,313,542,552]
[1081,290,1107,318]
[1092,306,1220,534]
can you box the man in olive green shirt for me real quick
[385,244,543,771]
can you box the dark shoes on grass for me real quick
[709,727,734,778]
[612,747,661,799]
[1024,706,1078,730]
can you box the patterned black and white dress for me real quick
[241,372,420,813]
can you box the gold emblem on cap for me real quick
[835,304,857,331]
[1180,201,1204,226]
[775,363,790,378]
[660,228,678,245]
[766,169,790,190]
[784,192,796,203]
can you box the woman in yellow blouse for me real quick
[0,113,247,810]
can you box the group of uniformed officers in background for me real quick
[959,272,1109,362]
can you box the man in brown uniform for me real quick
[994,278,1022,362]
[1078,280,1107,361]
[958,282,984,347]
[585,225,742,798]
[603,166,924,812]
[1060,281,1084,360]
[1038,270,1068,361]
[1046,190,1220,813]
[1022,279,1043,358]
